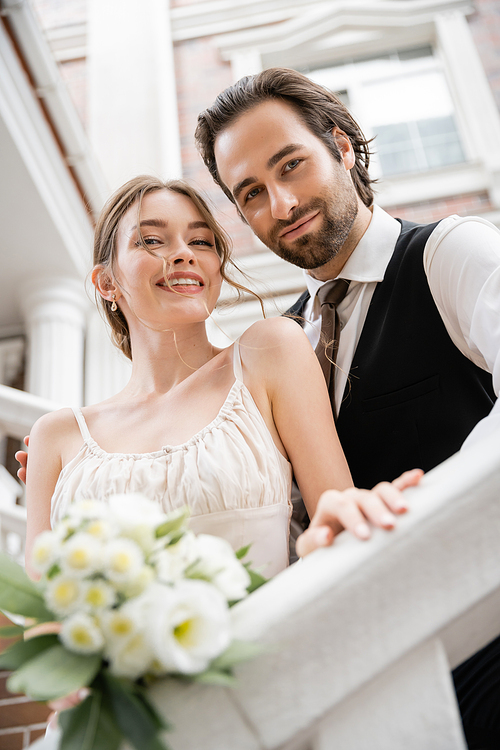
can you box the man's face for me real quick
[214,99,360,271]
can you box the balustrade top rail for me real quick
[0,384,61,441]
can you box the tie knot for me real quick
[316,278,350,308]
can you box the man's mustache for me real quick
[269,199,325,244]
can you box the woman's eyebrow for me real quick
[188,221,210,230]
[130,219,167,231]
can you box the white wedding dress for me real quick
[50,342,292,577]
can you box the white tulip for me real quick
[108,494,167,553]
[189,534,250,602]
[60,612,104,654]
[142,581,231,675]
[155,532,198,584]
[66,499,111,521]
[107,631,154,679]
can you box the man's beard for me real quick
[261,187,358,270]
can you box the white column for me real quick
[436,10,500,208]
[85,307,132,406]
[22,280,88,406]
[88,0,182,191]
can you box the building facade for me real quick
[0,0,500,472]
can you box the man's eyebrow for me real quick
[267,143,304,169]
[232,144,305,201]
[233,177,258,202]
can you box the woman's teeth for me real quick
[159,278,202,286]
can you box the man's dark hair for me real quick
[195,67,375,208]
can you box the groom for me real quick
[195,68,500,748]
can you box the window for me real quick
[305,46,465,178]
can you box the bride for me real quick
[24,175,420,580]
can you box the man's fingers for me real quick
[296,526,333,558]
[391,468,423,491]
[24,436,29,448]
[310,490,371,540]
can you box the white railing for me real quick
[0,503,26,565]
[0,384,59,564]
[22,422,500,750]
[147,432,500,750]
[0,383,60,441]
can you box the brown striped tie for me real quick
[314,279,350,405]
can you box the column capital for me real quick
[21,277,90,328]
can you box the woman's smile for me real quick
[156,272,205,295]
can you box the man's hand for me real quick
[15,436,29,485]
[296,469,423,558]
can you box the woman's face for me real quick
[112,189,222,331]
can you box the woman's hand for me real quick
[295,469,424,558]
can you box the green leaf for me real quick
[191,669,237,687]
[102,671,170,750]
[245,566,268,595]
[59,686,122,750]
[164,529,185,547]
[0,551,54,620]
[0,625,25,638]
[235,544,251,560]
[210,639,264,670]
[0,633,59,670]
[155,506,190,539]
[7,644,101,701]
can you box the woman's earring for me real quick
[111,294,117,312]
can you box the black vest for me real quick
[288,219,496,488]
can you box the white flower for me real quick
[142,580,231,675]
[118,565,155,598]
[60,533,102,578]
[107,631,154,679]
[66,499,111,522]
[108,494,166,553]
[101,607,143,647]
[60,612,104,654]
[45,575,82,617]
[103,538,144,583]
[101,600,153,679]
[31,531,60,574]
[189,534,250,602]
[84,518,115,542]
[81,580,116,612]
[155,532,198,584]
[53,517,80,542]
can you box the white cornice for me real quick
[0,0,108,213]
[170,0,474,43]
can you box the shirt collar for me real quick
[303,205,401,297]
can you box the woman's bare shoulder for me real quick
[30,407,77,443]
[239,315,309,350]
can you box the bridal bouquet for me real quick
[0,495,266,750]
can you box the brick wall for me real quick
[0,615,50,750]
[174,36,260,258]
[470,0,500,110]
[386,191,494,225]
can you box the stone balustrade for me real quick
[20,426,500,750]
[148,431,500,750]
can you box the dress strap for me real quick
[71,407,92,442]
[232,338,244,383]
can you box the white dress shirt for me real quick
[301,205,500,449]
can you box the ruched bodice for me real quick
[51,343,292,577]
